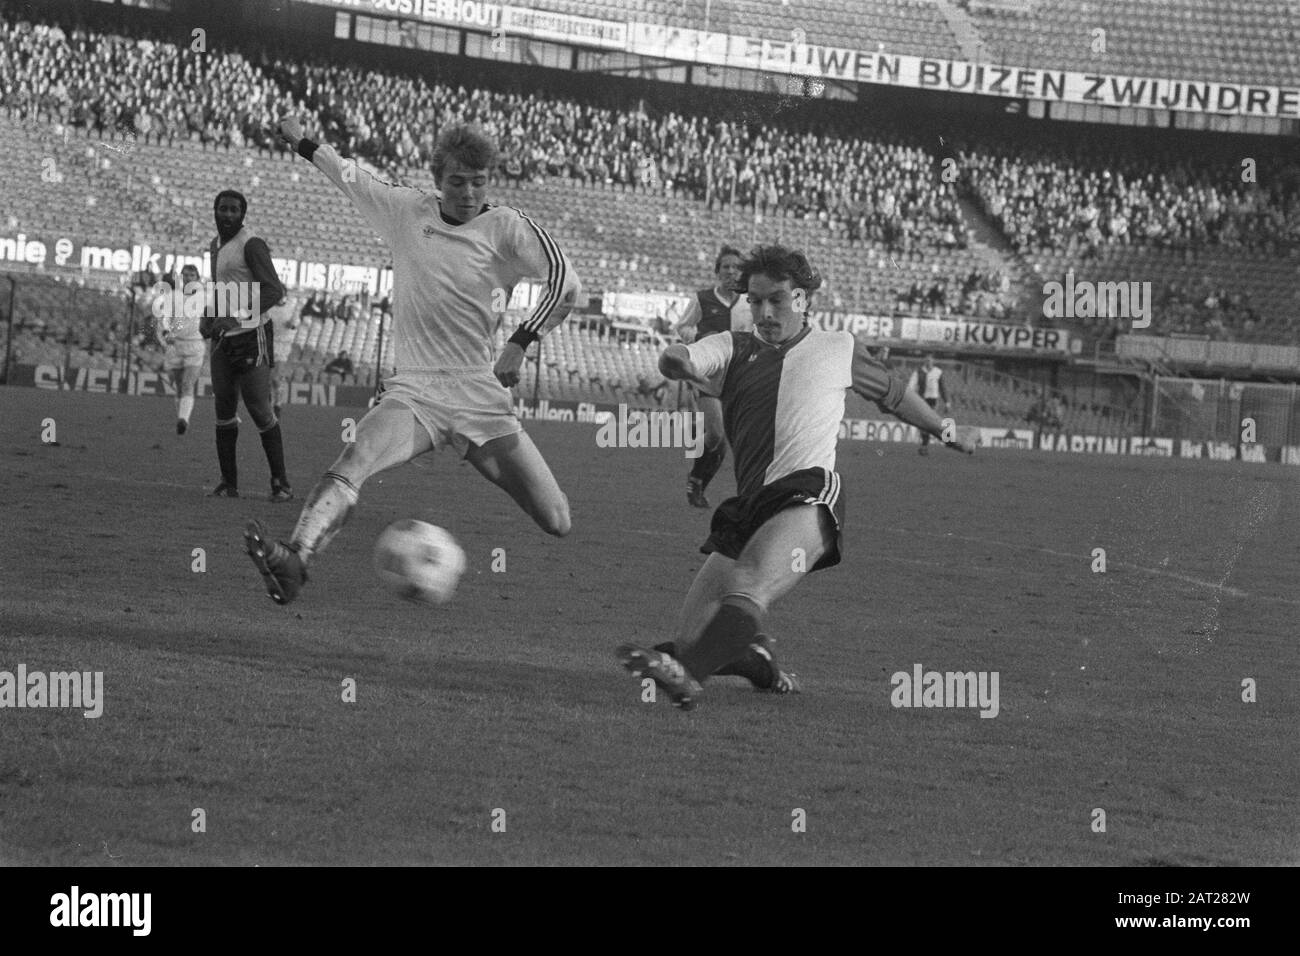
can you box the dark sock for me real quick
[659,638,772,687]
[716,643,775,689]
[688,446,710,483]
[260,423,288,486]
[215,424,238,486]
[677,596,763,682]
[690,444,727,489]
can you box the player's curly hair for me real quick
[739,245,823,296]
[431,123,499,180]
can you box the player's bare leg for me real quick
[294,400,434,560]
[687,395,726,508]
[465,431,571,537]
[175,364,200,435]
[674,505,833,687]
[245,401,432,604]
[675,553,732,646]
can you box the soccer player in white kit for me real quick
[158,263,206,435]
[245,118,580,605]
[620,245,974,709]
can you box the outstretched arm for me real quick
[661,332,733,392]
[278,115,406,239]
[659,343,713,390]
[852,341,974,453]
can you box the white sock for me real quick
[291,472,361,562]
[178,394,195,422]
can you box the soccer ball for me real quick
[373,519,467,605]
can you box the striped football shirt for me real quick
[686,326,907,497]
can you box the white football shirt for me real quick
[312,145,579,372]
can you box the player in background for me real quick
[201,190,292,501]
[673,245,748,508]
[620,245,975,709]
[908,354,949,455]
[244,117,579,605]
[157,262,205,435]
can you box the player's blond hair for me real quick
[431,123,498,180]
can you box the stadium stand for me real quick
[966,0,1300,88]
[2,1,1299,397]
[528,0,1300,88]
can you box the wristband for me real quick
[508,327,538,350]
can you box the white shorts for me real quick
[377,368,522,457]
[164,339,206,371]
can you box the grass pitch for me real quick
[1,387,1296,865]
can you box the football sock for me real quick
[717,641,776,689]
[215,422,238,487]
[259,422,289,486]
[178,394,195,423]
[290,471,360,563]
[656,637,775,687]
[677,594,764,682]
[690,444,727,490]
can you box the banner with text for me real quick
[0,233,394,299]
[808,313,1073,354]
[12,363,370,407]
[12,367,1299,464]
[293,1,1300,118]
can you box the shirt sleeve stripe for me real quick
[516,210,566,334]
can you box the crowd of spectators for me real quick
[294,289,377,326]
[1079,275,1267,343]
[6,8,1298,268]
[963,140,1300,258]
[0,18,296,150]
[893,266,1015,320]
[265,56,975,256]
[4,6,1300,349]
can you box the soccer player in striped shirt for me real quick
[619,244,974,709]
[245,118,579,605]
[674,245,748,508]
[203,191,292,501]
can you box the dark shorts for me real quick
[216,322,275,369]
[211,324,276,427]
[700,467,845,572]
